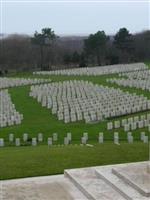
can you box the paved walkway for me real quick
[0,175,87,200]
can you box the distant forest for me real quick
[0,28,150,72]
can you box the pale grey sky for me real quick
[1,0,150,36]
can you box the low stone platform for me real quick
[1,161,150,200]
[112,162,150,197]
[0,175,88,200]
[65,161,150,200]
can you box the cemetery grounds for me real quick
[0,62,150,180]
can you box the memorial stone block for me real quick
[32,138,37,146]
[23,133,28,142]
[15,138,20,146]
[0,138,4,147]
[53,133,58,141]
[48,137,52,146]
[9,133,14,142]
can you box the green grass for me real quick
[0,62,150,180]
[0,75,149,143]
[0,142,148,180]
[1,72,150,142]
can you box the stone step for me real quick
[112,163,150,198]
[95,166,149,200]
[64,167,126,200]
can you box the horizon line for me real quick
[0,28,149,37]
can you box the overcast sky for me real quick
[1,0,150,36]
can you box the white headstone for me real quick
[23,133,28,142]
[138,121,144,128]
[32,138,37,146]
[15,138,20,146]
[131,122,137,130]
[141,115,146,121]
[64,137,69,145]
[0,138,4,147]
[124,124,130,132]
[143,136,148,143]
[127,132,132,140]
[67,132,72,142]
[144,119,149,127]
[128,135,133,143]
[9,133,14,142]
[134,116,139,122]
[48,137,52,146]
[107,122,113,130]
[128,117,133,123]
[83,132,88,140]
[114,132,119,144]
[114,121,120,129]
[99,132,103,137]
[81,137,87,144]
[53,133,58,141]
[122,119,127,126]
[98,132,103,143]
[114,132,119,137]
[140,132,145,141]
[38,133,43,142]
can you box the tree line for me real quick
[0,27,150,71]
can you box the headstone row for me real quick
[0,77,51,89]
[0,131,149,147]
[0,90,23,128]
[107,113,150,132]
[107,69,150,91]
[119,69,150,80]
[33,63,147,76]
[30,80,150,124]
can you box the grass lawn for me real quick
[0,63,150,180]
[0,142,148,180]
[1,73,149,142]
